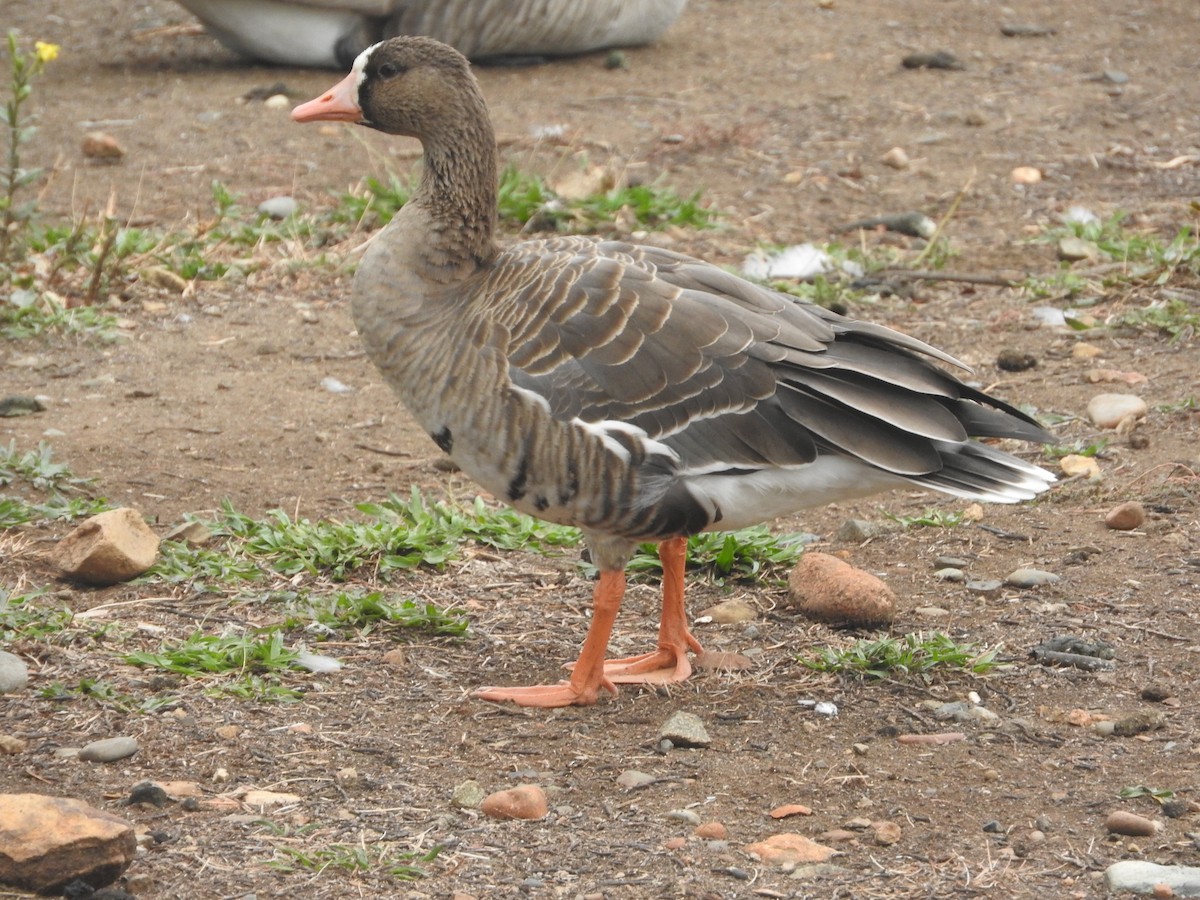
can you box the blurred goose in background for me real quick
[175,0,688,67]
[292,37,1055,708]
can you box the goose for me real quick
[175,0,687,68]
[292,37,1055,707]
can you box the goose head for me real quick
[291,37,482,138]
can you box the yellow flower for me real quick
[34,41,60,64]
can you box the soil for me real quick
[3,1,1200,898]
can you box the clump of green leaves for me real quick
[38,677,180,714]
[1118,785,1175,804]
[124,630,301,675]
[799,632,1001,679]
[289,590,468,636]
[1042,438,1110,460]
[884,507,965,529]
[268,844,439,880]
[146,489,582,587]
[1026,213,1200,332]
[123,630,307,701]
[0,294,119,340]
[0,441,109,526]
[0,588,74,642]
[1110,298,1198,341]
[331,165,715,234]
[624,526,812,582]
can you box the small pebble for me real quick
[258,195,297,218]
[1060,454,1101,478]
[0,735,26,754]
[965,579,1004,594]
[78,736,139,762]
[934,567,965,582]
[996,349,1038,371]
[881,147,909,169]
[0,650,29,693]
[901,51,963,70]
[769,803,813,819]
[1087,393,1148,429]
[1105,501,1146,530]
[1104,810,1161,837]
[694,821,727,840]
[1112,710,1166,737]
[615,769,656,789]
[480,785,548,821]
[263,93,290,109]
[82,131,125,162]
[933,556,971,569]
[1011,166,1042,184]
[871,820,902,845]
[1057,236,1098,261]
[1141,683,1173,703]
[1004,568,1060,588]
[127,782,170,806]
[658,711,711,748]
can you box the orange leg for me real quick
[600,535,703,684]
[473,569,625,708]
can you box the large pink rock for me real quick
[744,833,837,866]
[785,552,896,627]
[53,508,159,586]
[480,785,548,821]
[0,793,136,894]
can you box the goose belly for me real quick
[688,459,908,532]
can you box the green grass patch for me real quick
[268,843,439,880]
[124,630,301,676]
[884,508,966,529]
[148,489,814,592]
[38,677,181,714]
[1025,214,1200,327]
[0,441,110,526]
[623,526,812,582]
[0,589,73,642]
[331,165,715,234]
[287,590,468,637]
[799,632,1001,679]
[1042,438,1111,460]
[123,630,309,702]
[148,490,583,586]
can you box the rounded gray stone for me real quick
[1004,568,1061,588]
[1104,860,1200,896]
[658,711,711,748]
[78,736,139,763]
[0,650,29,693]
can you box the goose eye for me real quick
[377,62,400,79]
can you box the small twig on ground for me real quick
[874,269,1022,288]
[910,170,973,269]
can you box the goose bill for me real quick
[292,72,363,123]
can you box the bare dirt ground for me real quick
[3,0,1200,897]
